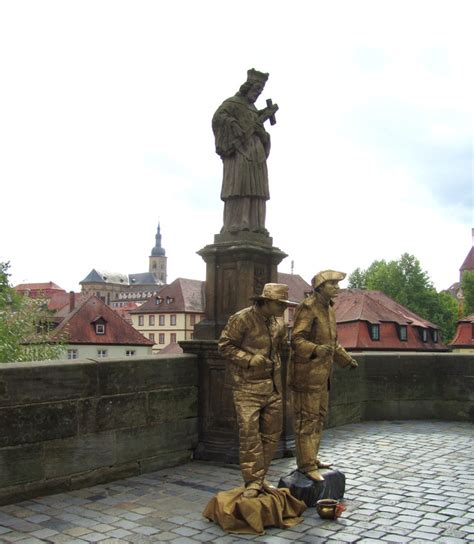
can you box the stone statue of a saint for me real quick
[212,68,278,235]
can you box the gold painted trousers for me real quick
[291,386,329,473]
[233,389,282,485]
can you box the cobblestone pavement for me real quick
[1,421,473,543]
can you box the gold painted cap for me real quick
[311,270,346,290]
[250,283,298,305]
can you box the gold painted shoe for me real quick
[316,459,332,469]
[304,470,325,482]
[243,481,262,498]
[263,479,276,489]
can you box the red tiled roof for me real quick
[14,282,64,292]
[449,313,474,348]
[277,272,312,303]
[48,292,87,312]
[159,342,184,355]
[334,289,438,329]
[111,302,142,324]
[13,283,86,312]
[333,289,446,351]
[460,247,474,273]
[53,295,154,346]
[130,278,204,314]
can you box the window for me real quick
[95,323,105,335]
[149,315,155,326]
[190,314,196,326]
[138,315,144,326]
[67,349,78,360]
[432,329,439,343]
[126,350,136,357]
[97,349,108,358]
[170,333,177,343]
[170,315,177,326]
[159,315,165,326]
[159,333,165,344]
[398,325,407,341]
[420,328,428,342]
[149,333,155,342]
[369,324,380,341]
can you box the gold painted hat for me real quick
[311,270,346,290]
[250,283,298,305]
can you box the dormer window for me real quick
[398,325,407,341]
[92,316,107,335]
[432,329,438,343]
[156,297,163,305]
[420,328,428,342]
[166,296,174,304]
[369,323,380,341]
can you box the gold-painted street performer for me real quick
[212,68,279,235]
[290,270,358,482]
[218,283,296,498]
[205,283,305,534]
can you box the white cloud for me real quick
[1,0,472,294]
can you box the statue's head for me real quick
[238,68,269,103]
[311,270,346,299]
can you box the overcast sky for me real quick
[1,0,472,293]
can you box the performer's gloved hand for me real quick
[313,344,335,358]
[249,354,267,367]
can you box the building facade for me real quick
[79,222,167,305]
[53,295,154,359]
[129,278,204,353]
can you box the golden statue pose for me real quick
[290,270,358,482]
[218,284,296,498]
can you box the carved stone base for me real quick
[194,233,287,341]
[278,469,346,507]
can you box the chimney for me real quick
[69,291,75,312]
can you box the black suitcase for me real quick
[278,469,345,507]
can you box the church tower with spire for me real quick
[149,222,167,284]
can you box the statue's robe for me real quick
[212,95,270,233]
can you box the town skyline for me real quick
[1,1,472,293]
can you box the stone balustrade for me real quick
[0,351,472,505]
[0,355,198,505]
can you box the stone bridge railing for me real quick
[0,355,198,505]
[0,351,472,505]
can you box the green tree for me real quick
[347,253,458,343]
[0,262,64,363]
[461,271,474,316]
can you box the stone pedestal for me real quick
[179,339,295,463]
[193,231,287,340]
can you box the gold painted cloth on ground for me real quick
[203,484,306,535]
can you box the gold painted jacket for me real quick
[290,292,353,392]
[218,305,286,395]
